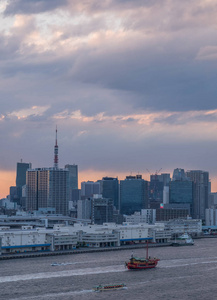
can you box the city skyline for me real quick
[0,0,217,198]
[0,161,214,200]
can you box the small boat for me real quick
[93,283,126,292]
[125,241,160,270]
[171,233,194,246]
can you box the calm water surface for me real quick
[1,238,217,300]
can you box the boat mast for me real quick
[146,240,149,259]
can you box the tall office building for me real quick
[149,173,171,209]
[65,164,78,202]
[65,164,78,189]
[91,195,114,225]
[169,180,194,215]
[77,199,91,219]
[9,186,19,203]
[100,177,119,210]
[149,176,164,203]
[120,175,148,215]
[172,168,188,181]
[16,161,32,188]
[26,128,70,215]
[13,161,32,204]
[186,170,209,220]
[26,168,69,215]
[158,173,171,186]
[81,181,101,198]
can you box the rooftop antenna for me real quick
[54,126,58,169]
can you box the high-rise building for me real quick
[16,161,32,188]
[26,128,70,215]
[149,173,171,209]
[149,176,164,203]
[120,175,148,215]
[158,173,171,186]
[77,199,91,220]
[65,164,78,202]
[81,181,101,198]
[13,161,32,205]
[100,177,119,210]
[9,186,19,203]
[169,180,194,215]
[186,170,209,220]
[65,164,78,189]
[26,168,69,215]
[91,195,114,225]
[168,168,193,216]
[172,168,188,181]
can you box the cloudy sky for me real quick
[0,0,217,197]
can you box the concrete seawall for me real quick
[0,242,172,260]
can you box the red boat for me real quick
[125,241,160,270]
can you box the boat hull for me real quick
[93,284,126,291]
[126,259,159,270]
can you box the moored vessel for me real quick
[171,233,194,246]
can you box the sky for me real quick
[0,0,217,198]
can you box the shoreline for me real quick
[0,242,184,260]
[0,235,215,260]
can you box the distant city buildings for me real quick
[26,129,70,216]
[26,167,70,215]
[186,170,209,220]
[1,129,213,225]
[81,181,101,198]
[16,161,32,188]
[124,209,156,224]
[149,173,171,209]
[205,208,217,226]
[77,199,91,220]
[169,178,194,215]
[120,175,148,215]
[172,168,188,181]
[91,195,114,225]
[10,161,32,206]
[65,164,79,202]
[65,164,78,190]
[100,177,119,210]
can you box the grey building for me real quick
[26,168,70,216]
[77,199,91,219]
[149,173,171,209]
[10,161,32,205]
[169,180,194,216]
[158,173,171,186]
[65,164,78,189]
[9,186,20,203]
[172,168,188,181]
[120,175,148,215]
[65,164,78,202]
[47,233,77,251]
[91,196,114,225]
[71,189,81,202]
[16,161,32,188]
[186,170,209,220]
[81,181,101,198]
[100,177,119,210]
